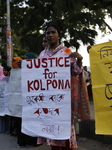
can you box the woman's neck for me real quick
[49,43,60,51]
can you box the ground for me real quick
[0,133,112,150]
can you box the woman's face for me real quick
[45,27,59,45]
[3,69,9,76]
[42,37,49,48]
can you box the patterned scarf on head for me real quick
[12,57,22,68]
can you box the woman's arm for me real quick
[69,52,83,75]
[69,52,83,68]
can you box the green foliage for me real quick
[0,0,112,64]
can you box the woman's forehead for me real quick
[46,26,57,31]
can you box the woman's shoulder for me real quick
[38,49,46,58]
[63,47,72,53]
[59,46,72,56]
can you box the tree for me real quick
[0,0,112,63]
[0,0,7,65]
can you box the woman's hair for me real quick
[3,65,11,72]
[45,24,61,36]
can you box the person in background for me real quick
[2,65,12,134]
[24,52,37,59]
[37,24,91,150]
[3,66,11,76]
[0,66,5,80]
[17,53,38,147]
[42,36,49,48]
[18,52,37,68]
[3,65,12,81]
[83,66,91,86]
[83,66,93,101]
[9,57,22,136]
[0,66,6,133]
[12,57,22,68]
[0,65,11,134]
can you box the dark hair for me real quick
[45,24,61,36]
[3,66,12,72]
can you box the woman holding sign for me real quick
[37,24,91,150]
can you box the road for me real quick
[0,133,112,150]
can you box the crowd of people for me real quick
[0,24,92,150]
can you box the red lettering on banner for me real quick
[47,80,52,90]
[43,68,57,79]
[49,58,55,67]
[54,109,59,115]
[42,58,47,68]
[34,80,39,90]
[65,57,70,67]
[27,79,70,92]
[56,57,58,66]
[34,59,40,68]
[40,80,45,90]
[43,68,49,79]
[34,108,60,116]
[26,60,33,69]
[34,109,40,114]
[52,80,57,88]
[58,80,64,89]
[58,57,63,67]
[65,79,71,88]
[26,57,70,69]
[43,108,48,114]
[27,80,34,92]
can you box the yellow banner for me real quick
[90,41,112,135]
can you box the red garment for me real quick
[37,45,91,148]
[71,71,91,120]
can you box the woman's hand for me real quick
[69,52,83,60]
[69,52,83,68]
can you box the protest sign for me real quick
[8,68,22,117]
[0,80,9,116]
[22,57,71,139]
[90,41,112,134]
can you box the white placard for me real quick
[0,80,9,116]
[22,57,71,140]
[8,69,22,117]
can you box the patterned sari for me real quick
[37,45,91,148]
